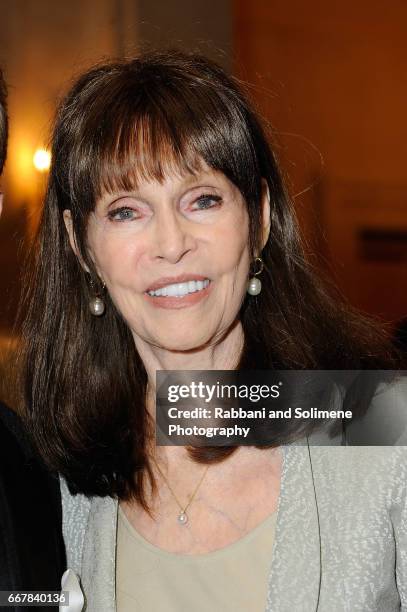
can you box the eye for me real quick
[107,206,139,222]
[191,194,222,211]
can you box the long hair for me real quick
[18,50,401,509]
[0,69,8,173]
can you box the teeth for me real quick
[147,279,210,297]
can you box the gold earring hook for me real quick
[252,257,264,276]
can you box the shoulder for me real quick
[0,401,61,493]
[284,443,407,486]
[306,445,407,522]
[0,402,66,590]
[0,400,45,472]
[0,401,26,446]
[283,443,407,514]
[0,401,41,460]
[346,374,407,445]
[310,444,407,476]
[0,400,20,427]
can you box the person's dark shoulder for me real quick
[0,399,61,508]
[0,401,33,458]
[0,400,22,431]
[0,400,66,598]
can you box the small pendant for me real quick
[177,512,188,525]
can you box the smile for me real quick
[146,279,210,298]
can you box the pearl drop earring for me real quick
[89,278,106,316]
[247,257,264,296]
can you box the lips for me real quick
[145,274,210,293]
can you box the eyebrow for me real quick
[99,170,225,204]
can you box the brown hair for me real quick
[0,70,8,174]
[19,50,400,510]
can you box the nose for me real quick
[151,207,195,263]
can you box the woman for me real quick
[19,51,407,611]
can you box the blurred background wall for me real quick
[235,0,407,325]
[0,0,406,390]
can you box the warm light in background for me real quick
[33,148,51,172]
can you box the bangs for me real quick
[66,63,257,212]
[97,105,205,199]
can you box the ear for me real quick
[63,209,90,273]
[260,178,271,249]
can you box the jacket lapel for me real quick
[265,445,321,612]
[81,495,118,612]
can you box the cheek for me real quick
[215,214,250,276]
[87,231,144,288]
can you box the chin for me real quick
[153,330,214,353]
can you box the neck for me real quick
[132,319,245,468]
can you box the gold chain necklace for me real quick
[151,457,209,526]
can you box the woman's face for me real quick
[65,162,269,352]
